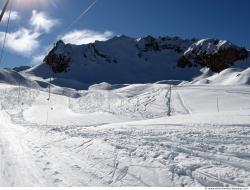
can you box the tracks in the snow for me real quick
[1,84,250,186]
[174,87,192,115]
[69,85,172,119]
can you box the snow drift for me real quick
[0,69,38,88]
[190,67,250,85]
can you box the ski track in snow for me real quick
[0,83,250,186]
[174,87,192,115]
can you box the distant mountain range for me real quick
[22,35,249,89]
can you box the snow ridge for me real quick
[23,35,249,89]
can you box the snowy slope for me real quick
[187,54,250,85]
[0,82,250,187]
[24,36,249,89]
[0,69,38,88]
[0,35,249,187]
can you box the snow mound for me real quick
[88,82,127,91]
[190,67,250,85]
[0,69,81,98]
[0,69,38,88]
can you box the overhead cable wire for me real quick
[0,0,12,65]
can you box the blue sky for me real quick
[0,0,249,68]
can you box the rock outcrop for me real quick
[177,39,248,72]
[43,40,71,73]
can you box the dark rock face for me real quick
[177,40,248,72]
[43,53,71,73]
[43,41,71,73]
[137,35,194,58]
[139,36,161,53]
[177,56,193,68]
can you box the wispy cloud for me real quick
[30,10,59,33]
[0,9,114,65]
[0,28,40,55]
[61,29,114,45]
[1,10,20,23]
[0,10,59,57]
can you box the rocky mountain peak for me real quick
[33,35,249,87]
[178,39,248,72]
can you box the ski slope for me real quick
[0,82,250,187]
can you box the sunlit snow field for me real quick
[0,82,250,187]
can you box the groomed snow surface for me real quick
[0,82,250,187]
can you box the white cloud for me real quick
[1,10,20,23]
[0,28,40,55]
[30,10,59,33]
[61,29,114,45]
[31,45,54,65]
[31,54,45,65]
[0,10,60,57]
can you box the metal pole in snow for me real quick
[167,85,172,116]
[0,0,11,23]
[217,96,220,112]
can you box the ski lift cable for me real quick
[0,0,13,65]
[0,0,11,115]
[46,0,98,101]
[4,0,23,108]
[46,0,98,51]
[58,0,98,41]
[0,0,11,22]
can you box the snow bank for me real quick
[0,69,38,88]
[190,67,250,85]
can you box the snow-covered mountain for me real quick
[179,39,248,72]
[1,36,250,187]
[24,35,249,89]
